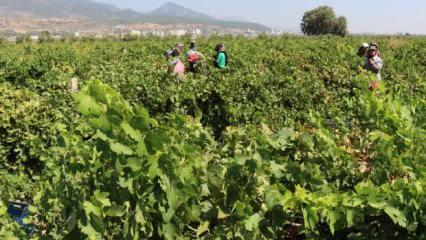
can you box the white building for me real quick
[30,35,39,42]
[153,31,165,37]
[7,36,16,43]
[130,30,141,36]
[169,29,187,37]
[244,29,258,37]
[191,28,202,36]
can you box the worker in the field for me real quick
[186,40,204,73]
[213,43,228,69]
[369,42,382,57]
[165,43,185,81]
[357,42,369,57]
[364,45,384,89]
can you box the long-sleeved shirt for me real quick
[364,55,383,80]
[215,52,227,68]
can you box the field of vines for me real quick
[0,36,425,239]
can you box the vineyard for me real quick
[0,36,425,239]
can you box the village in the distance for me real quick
[0,1,287,43]
[0,20,285,43]
[0,1,419,43]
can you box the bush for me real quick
[15,34,31,44]
[39,31,53,43]
[0,84,57,174]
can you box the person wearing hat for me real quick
[364,45,384,81]
[357,42,369,57]
[165,45,185,81]
[165,43,184,60]
[369,42,382,57]
[175,43,184,55]
[172,49,185,81]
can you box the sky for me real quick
[95,0,426,34]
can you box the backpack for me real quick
[223,51,228,66]
[188,52,200,64]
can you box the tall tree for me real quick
[39,31,53,43]
[301,6,348,37]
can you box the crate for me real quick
[7,201,35,235]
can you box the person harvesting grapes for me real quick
[213,43,228,69]
[186,40,204,73]
[357,42,369,57]
[165,43,185,81]
[364,45,383,89]
[369,42,382,57]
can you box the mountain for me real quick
[149,2,214,20]
[0,0,269,32]
[222,16,248,22]
[0,0,141,21]
[147,2,268,31]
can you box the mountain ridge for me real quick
[0,0,270,32]
[149,2,214,20]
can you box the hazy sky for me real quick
[95,0,426,34]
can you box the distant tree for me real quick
[61,33,78,43]
[122,33,138,42]
[39,31,53,43]
[16,34,31,44]
[301,6,348,37]
[81,36,96,42]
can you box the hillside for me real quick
[0,0,269,32]
[149,2,214,20]
[0,0,141,20]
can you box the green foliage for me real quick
[39,31,53,43]
[0,84,58,174]
[301,6,348,36]
[0,201,28,240]
[15,34,31,44]
[334,16,348,37]
[0,36,425,239]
